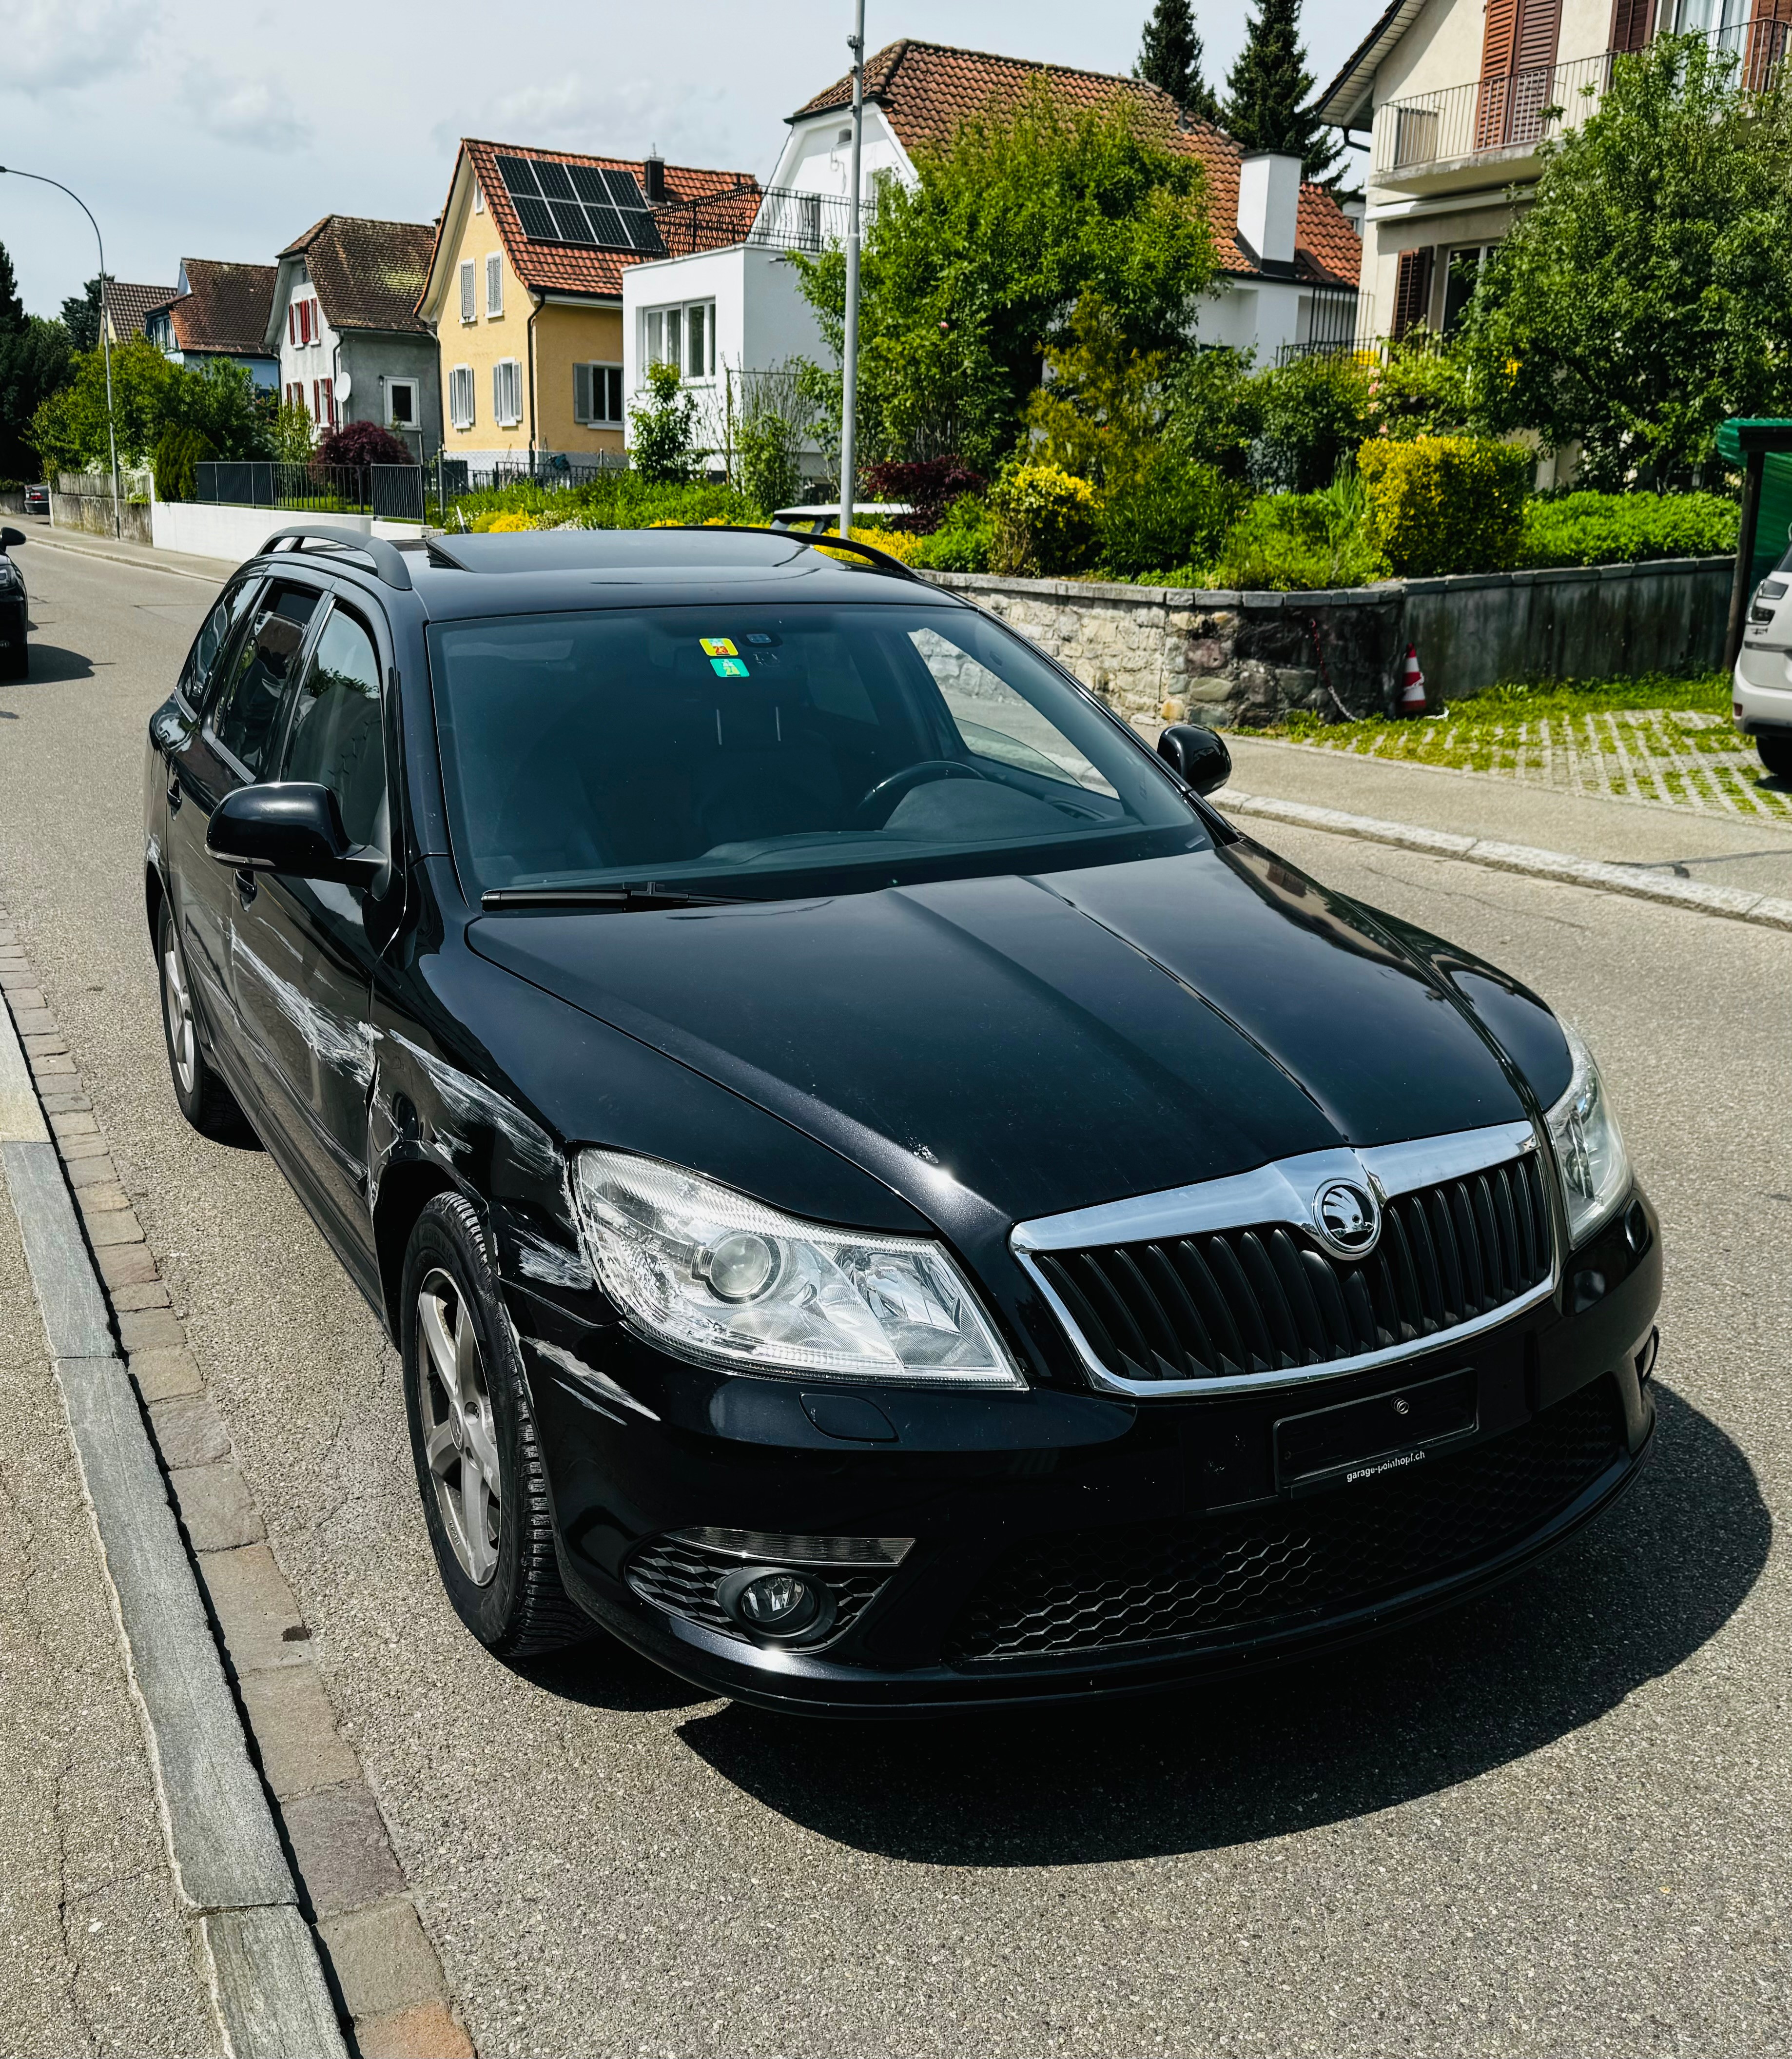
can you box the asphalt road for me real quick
[3,534,1790,2057]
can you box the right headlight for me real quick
[1544,1022,1630,1247]
[571,1147,1023,1388]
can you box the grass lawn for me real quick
[1257,672,1790,818]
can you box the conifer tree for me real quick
[1135,0,1222,125]
[0,244,25,337]
[1223,0,1344,187]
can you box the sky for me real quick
[0,0,1376,317]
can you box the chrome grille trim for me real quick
[1013,1121,1558,1398]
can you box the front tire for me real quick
[1757,730,1792,781]
[156,899,248,1139]
[401,1193,589,1658]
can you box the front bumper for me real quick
[1733,650,1792,735]
[514,1185,1662,1716]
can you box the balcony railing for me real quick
[1373,22,1789,178]
[651,181,883,260]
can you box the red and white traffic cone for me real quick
[1398,643,1426,717]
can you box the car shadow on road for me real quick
[11,645,97,684]
[677,1385,1769,1863]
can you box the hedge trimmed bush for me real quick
[1099,449,1242,578]
[1519,490,1737,568]
[988,463,1099,576]
[1358,434,1531,576]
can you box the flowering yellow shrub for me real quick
[988,463,1100,576]
[1357,434,1530,576]
[472,510,540,533]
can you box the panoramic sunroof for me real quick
[496,155,664,255]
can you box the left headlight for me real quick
[572,1148,1023,1388]
[1544,1022,1630,1247]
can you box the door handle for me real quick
[166,775,182,813]
[235,867,257,905]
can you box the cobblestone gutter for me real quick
[931,556,1734,729]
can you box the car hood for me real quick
[468,842,1549,1230]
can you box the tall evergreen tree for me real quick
[1223,0,1344,187]
[1135,0,1222,124]
[60,277,102,353]
[0,241,75,479]
[0,244,25,336]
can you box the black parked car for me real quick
[143,523,1659,1713]
[0,526,28,682]
[23,484,50,518]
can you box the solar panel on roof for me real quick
[585,205,626,248]
[624,213,665,254]
[511,194,557,240]
[496,155,539,197]
[602,169,647,210]
[535,159,577,201]
[567,165,612,206]
[549,200,596,244]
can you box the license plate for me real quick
[1275,1369,1478,1496]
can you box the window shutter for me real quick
[1609,0,1651,53]
[460,260,476,324]
[1746,0,1792,87]
[487,252,502,318]
[574,362,593,424]
[1475,0,1520,147]
[1514,0,1560,73]
[287,305,295,345]
[1391,247,1435,338]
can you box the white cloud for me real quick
[178,62,312,152]
[474,73,738,167]
[3,0,155,93]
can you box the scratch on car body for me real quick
[386,1030,561,1181]
[230,929,375,1084]
[514,1227,594,1288]
[526,1336,660,1421]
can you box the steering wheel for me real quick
[854,758,989,829]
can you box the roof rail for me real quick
[653,523,923,582]
[259,523,414,591]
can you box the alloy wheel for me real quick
[162,928,197,1098]
[417,1266,502,1586]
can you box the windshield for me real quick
[428,602,1204,902]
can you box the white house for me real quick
[623,39,1364,469]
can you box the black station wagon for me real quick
[143,522,1660,1713]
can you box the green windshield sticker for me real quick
[709,656,751,679]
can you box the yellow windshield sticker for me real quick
[700,637,738,657]
[710,656,750,679]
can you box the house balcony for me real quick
[1369,23,1786,198]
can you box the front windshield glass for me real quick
[428,602,1205,902]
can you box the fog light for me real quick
[716,1564,833,1642]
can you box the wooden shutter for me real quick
[574,362,593,424]
[1514,0,1561,74]
[1391,247,1435,339]
[459,261,475,324]
[1747,0,1792,88]
[486,252,502,317]
[1476,0,1520,148]
[1610,0,1652,54]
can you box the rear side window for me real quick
[281,604,388,850]
[208,584,320,778]
[180,577,260,710]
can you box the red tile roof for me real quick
[278,216,436,334]
[162,259,278,357]
[791,39,1359,290]
[431,142,760,308]
[104,280,179,338]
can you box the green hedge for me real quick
[450,473,759,530]
[1518,490,1737,568]
[1359,435,1531,578]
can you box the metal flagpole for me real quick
[838,0,865,540]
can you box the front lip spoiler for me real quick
[563,1426,1653,1719]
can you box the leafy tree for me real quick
[1251,351,1374,490]
[28,337,270,472]
[1163,345,1264,479]
[1223,0,1342,188]
[271,396,314,462]
[1458,35,1792,487]
[315,420,412,470]
[795,83,1219,474]
[60,278,102,353]
[1136,0,1222,124]
[628,360,698,482]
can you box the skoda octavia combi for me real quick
[143,523,1660,1712]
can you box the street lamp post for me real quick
[0,166,122,539]
[838,0,865,541]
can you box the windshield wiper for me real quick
[480,883,746,912]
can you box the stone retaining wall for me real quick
[931,555,1734,727]
[50,491,153,546]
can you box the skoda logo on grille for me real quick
[1312,1178,1382,1260]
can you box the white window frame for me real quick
[449,364,475,431]
[486,252,503,319]
[573,362,624,427]
[493,357,523,429]
[473,178,485,214]
[641,299,716,383]
[459,259,476,325]
[387,377,419,430]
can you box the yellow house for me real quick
[416,139,758,474]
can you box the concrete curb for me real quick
[0,988,348,2055]
[1219,789,1792,934]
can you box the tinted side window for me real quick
[179,577,260,710]
[281,605,388,850]
[209,585,320,778]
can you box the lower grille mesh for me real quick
[944,1378,1623,1665]
[626,1536,890,1644]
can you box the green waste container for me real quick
[1716,418,1792,590]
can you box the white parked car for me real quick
[1735,570,1792,780]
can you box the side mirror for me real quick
[1157,722,1232,797]
[0,527,24,549]
[207,783,384,888]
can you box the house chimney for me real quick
[1237,152,1301,271]
[643,149,667,203]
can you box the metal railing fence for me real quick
[653,180,884,259]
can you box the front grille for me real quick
[626,1535,891,1645]
[945,1377,1621,1664]
[1032,1152,1553,1386]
